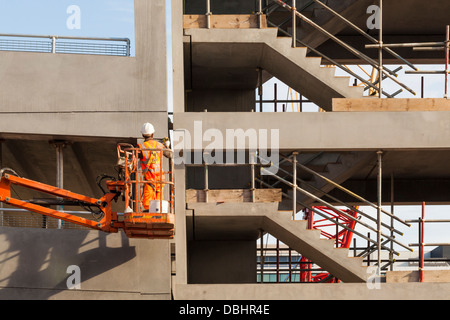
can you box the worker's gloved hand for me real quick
[163,137,170,148]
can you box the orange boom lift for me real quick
[0,144,175,239]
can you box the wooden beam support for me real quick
[186,189,282,203]
[184,14,267,29]
[333,98,450,112]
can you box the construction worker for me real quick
[138,123,171,211]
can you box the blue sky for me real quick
[0,0,137,55]
[0,0,135,37]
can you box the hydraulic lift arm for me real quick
[0,172,124,233]
[0,144,175,239]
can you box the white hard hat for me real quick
[141,123,155,136]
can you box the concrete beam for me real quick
[173,111,450,151]
[175,282,450,300]
[0,112,168,140]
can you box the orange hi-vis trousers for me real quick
[142,171,164,211]
[139,139,165,211]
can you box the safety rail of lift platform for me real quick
[255,151,413,270]
[119,144,174,216]
[0,33,131,56]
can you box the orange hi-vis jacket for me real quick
[139,139,166,209]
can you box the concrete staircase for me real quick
[295,151,374,207]
[272,151,374,211]
[292,0,377,50]
[187,202,367,283]
[184,27,365,111]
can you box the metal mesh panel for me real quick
[0,210,93,230]
[0,39,52,53]
[0,35,130,56]
[56,40,129,56]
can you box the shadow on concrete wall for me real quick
[0,228,136,299]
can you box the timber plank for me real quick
[183,14,267,29]
[186,189,282,203]
[333,98,450,112]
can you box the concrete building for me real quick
[0,0,450,300]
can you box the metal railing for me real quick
[0,33,131,56]
[406,202,450,282]
[196,0,419,99]
[256,151,412,272]
[269,0,417,98]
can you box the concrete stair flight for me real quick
[295,151,374,208]
[184,27,365,111]
[187,202,367,283]
[274,151,374,211]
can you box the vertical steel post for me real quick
[288,248,292,282]
[335,217,339,248]
[300,94,303,112]
[258,68,263,112]
[260,230,264,283]
[377,150,383,270]
[274,82,278,112]
[421,76,425,99]
[292,152,298,220]
[258,0,263,29]
[390,173,394,271]
[292,0,296,48]
[419,202,425,282]
[250,152,256,202]
[206,0,211,29]
[445,25,449,99]
[51,36,56,53]
[378,0,383,98]
[204,162,209,203]
[276,239,280,283]
[367,232,371,267]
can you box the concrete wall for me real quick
[0,0,168,139]
[0,227,171,300]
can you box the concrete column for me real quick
[174,130,188,288]
[172,0,185,113]
[172,0,188,293]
